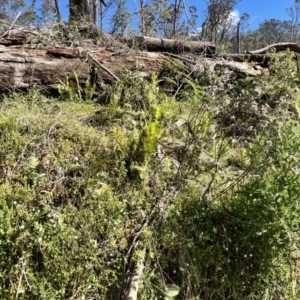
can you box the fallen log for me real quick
[247,42,300,54]
[0,43,165,94]
[0,24,217,94]
[0,41,268,95]
[117,35,216,55]
[3,28,288,96]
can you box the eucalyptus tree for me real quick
[286,0,300,42]
[110,0,131,34]
[137,0,198,38]
[69,0,107,24]
[236,12,249,53]
[255,19,294,47]
[0,0,9,21]
[201,0,240,47]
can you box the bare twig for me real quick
[118,188,178,300]
[0,20,10,26]
[0,11,22,38]
[15,257,32,299]
[16,268,23,299]
[23,29,39,36]
[125,249,146,300]
[88,53,120,81]
[162,52,197,64]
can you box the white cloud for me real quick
[229,9,240,25]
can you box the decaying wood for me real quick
[0,43,165,93]
[215,60,263,76]
[162,54,265,77]
[247,42,300,54]
[1,27,299,95]
[0,42,269,94]
[0,24,218,94]
[118,35,216,55]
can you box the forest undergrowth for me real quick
[0,51,300,299]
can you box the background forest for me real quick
[1,0,300,52]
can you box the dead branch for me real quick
[118,188,178,300]
[88,53,120,81]
[125,249,146,300]
[247,42,300,54]
[0,12,21,38]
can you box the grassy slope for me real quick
[0,54,300,299]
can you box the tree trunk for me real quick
[92,0,98,25]
[139,0,145,36]
[54,0,61,20]
[0,42,166,94]
[236,19,241,54]
[69,0,93,22]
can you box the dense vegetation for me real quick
[0,52,300,299]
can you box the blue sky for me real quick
[28,0,297,31]
[234,0,296,29]
[186,0,296,30]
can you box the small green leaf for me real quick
[164,284,180,298]
[164,77,177,85]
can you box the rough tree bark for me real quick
[69,0,106,24]
[0,42,166,93]
[70,0,94,22]
[1,37,296,95]
[0,32,217,94]
[119,35,216,55]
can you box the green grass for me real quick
[0,53,300,299]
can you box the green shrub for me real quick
[212,51,300,140]
[1,63,300,299]
[159,121,300,299]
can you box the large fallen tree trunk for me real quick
[1,36,296,95]
[0,27,218,94]
[0,24,298,95]
[0,42,270,94]
[0,43,166,93]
